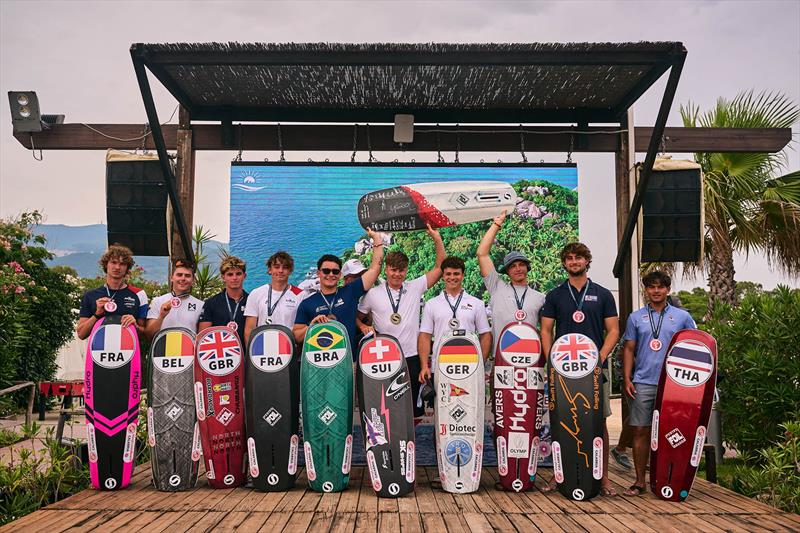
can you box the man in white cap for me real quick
[477,210,545,349]
[342,258,368,285]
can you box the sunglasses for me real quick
[320,268,341,275]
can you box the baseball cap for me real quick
[342,259,367,277]
[499,251,531,273]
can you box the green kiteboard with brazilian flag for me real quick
[301,321,354,493]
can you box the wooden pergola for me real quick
[12,41,792,320]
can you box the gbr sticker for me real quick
[550,333,598,379]
[498,323,542,368]
[152,330,194,374]
[359,337,403,380]
[438,338,481,380]
[250,329,293,373]
[666,340,714,387]
[196,328,242,376]
[91,323,137,369]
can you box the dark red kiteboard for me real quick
[650,329,717,502]
[194,326,246,488]
[492,321,545,492]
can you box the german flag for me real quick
[156,331,194,357]
[439,338,479,365]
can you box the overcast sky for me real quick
[1,0,798,290]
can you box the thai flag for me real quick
[251,330,293,357]
[91,324,135,353]
[198,329,240,361]
[669,343,714,375]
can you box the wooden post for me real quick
[172,106,196,262]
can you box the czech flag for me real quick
[499,325,541,356]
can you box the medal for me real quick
[511,285,528,323]
[265,285,287,326]
[567,280,591,325]
[649,338,662,351]
[227,321,238,332]
[385,283,404,327]
[444,290,464,332]
[225,292,244,331]
[171,297,182,308]
[390,313,402,325]
[265,317,273,325]
[320,290,338,322]
[327,314,337,320]
[514,309,526,322]
[449,318,460,329]
[104,300,117,313]
[572,310,585,323]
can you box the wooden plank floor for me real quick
[3,464,798,532]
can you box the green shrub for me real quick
[706,286,800,457]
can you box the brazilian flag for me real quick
[306,327,346,352]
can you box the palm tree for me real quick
[680,90,799,315]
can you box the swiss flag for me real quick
[360,338,402,365]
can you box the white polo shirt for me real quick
[358,276,428,358]
[147,293,204,332]
[420,290,491,364]
[244,283,306,329]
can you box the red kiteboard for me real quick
[194,326,246,488]
[492,321,545,492]
[650,329,717,502]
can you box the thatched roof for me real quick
[131,42,685,123]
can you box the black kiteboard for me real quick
[246,325,300,491]
[356,334,416,497]
[548,333,603,501]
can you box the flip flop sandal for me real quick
[601,486,618,497]
[624,484,646,497]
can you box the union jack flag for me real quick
[198,329,240,361]
[553,333,597,362]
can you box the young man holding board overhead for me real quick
[621,270,697,496]
[243,251,306,344]
[477,210,546,343]
[145,259,204,338]
[540,242,620,496]
[357,225,446,423]
[293,228,384,350]
[198,256,250,335]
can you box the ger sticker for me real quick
[152,330,194,374]
[438,338,480,380]
[250,328,293,373]
[550,333,598,379]
[91,323,137,369]
[359,337,403,379]
[498,323,541,367]
[196,328,242,376]
[666,340,714,387]
[305,326,347,368]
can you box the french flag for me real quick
[252,329,293,358]
[91,324,135,353]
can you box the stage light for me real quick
[8,91,42,133]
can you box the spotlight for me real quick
[8,91,42,133]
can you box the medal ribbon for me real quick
[647,303,668,341]
[320,289,338,316]
[266,286,288,320]
[385,283,403,316]
[444,290,464,320]
[171,291,191,299]
[567,279,591,312]
[511,284,528,311]
[104,284,123,303]
[225,293,244,323]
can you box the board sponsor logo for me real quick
[691,426,706,467]
[666,340,714,387]
[322,481,334,492]
[454,480,464,491]
[305,327,346,368]
[248,437,259,477]
[91,324,137,369]
[528,436,540,476]
[550,333,598,379]
[651,409,660,451]
[216,407,234,426]
[206,459,215,479]
[169,475,181,487]
[366,450,382,491]
[147,407,156,447]
[213,382,231,392]
[304,441,316,480]
[250,329,293,373]
[363,409,388,449]
[494,366,513,389]
[165,403,184,422]
[444,439,472,467]
[512,479,524,492]
[472,442,482,481]
[288,435,299,475]
[528,367,545,390]
[385,371,410,400]
[440,422,476,437]
[87,423,98,463]
[268,473,279,486]
[552,441,564,482]
[449,384,469,397]
[572,488,585,501]
[123,423,137,463]
[449,404,467,423]
[388,483,400,496]
[666,428,686,448]
[661,486,673,498]
[405,441,415,483]
[219,394,230,405]
[223,474,235,486]
[499,324,541,367]
[263,407,282,426]
[342,434,353,474]
[197,329,242,376]
[496,436,508,475]
[359,337,403,379]
[438,338,480,379]
[555,374,593,468]
[318,406,337,425]
[592,436,603,480]
[508,432,530,458]
[104,478,117,490]
[153,330,194,374]
[191,422,202,461]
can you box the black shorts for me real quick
[405,354,424,418]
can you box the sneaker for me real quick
[611,448,633,469]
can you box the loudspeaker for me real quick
[639,162,703,263]
[106,150,169,256]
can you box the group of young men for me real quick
[77,212,693,497]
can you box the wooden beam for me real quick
[172,106,195,263]
[13,125,791,154]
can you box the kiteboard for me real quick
[301,321,353,493]
[84,315,141,490]
[650,329,717,502]
[246,325,300,491]
[148,327,199,491]
[358,181,518,232]
[194,326,245,488]
[548,333,603,501]
[493,321,545,492]
[356,334,415,498]
[435,329,485,494]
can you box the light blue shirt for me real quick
[623,304,697,385]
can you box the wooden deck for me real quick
[3,464,798,532]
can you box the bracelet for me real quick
[493,222,501,228]
[373,243,384,247]
[93,313,103,319]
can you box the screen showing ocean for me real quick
[230,163,578,290]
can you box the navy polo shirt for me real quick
[541,279,618,366]
[79,285,149,320]
[199,290,249,333]
[295,278,366,357]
